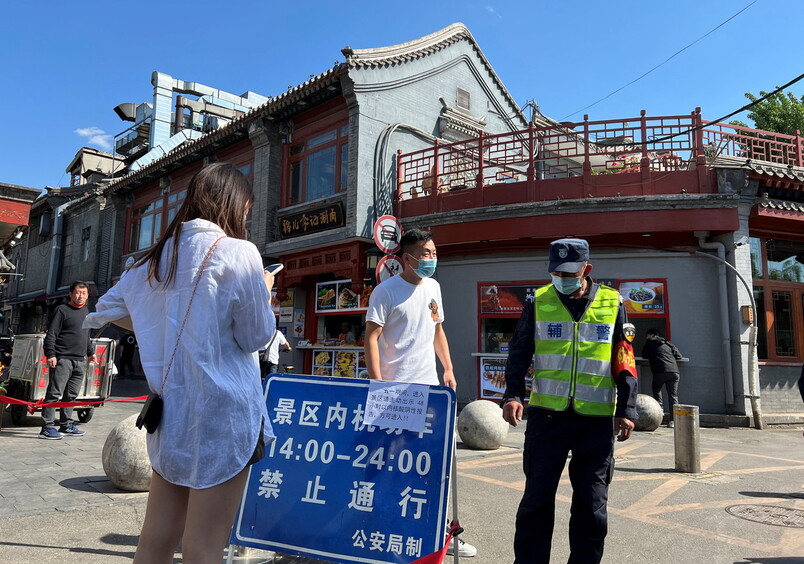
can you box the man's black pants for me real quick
[651,372,680,415]
[42,358,86,427]
[514,407,615,564]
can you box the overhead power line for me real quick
[559,0,761,121]
[632,71,804,146]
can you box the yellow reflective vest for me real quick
[529,283,619,416]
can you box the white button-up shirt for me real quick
[85,219,275,488]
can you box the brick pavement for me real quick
[0,377,150,519]
[2,383,804,564]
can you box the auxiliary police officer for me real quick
[502,238,638,564]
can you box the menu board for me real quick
[312,349,367,379]
[619,280,666,315]
[478,356,533,401]
[315,280,369,313]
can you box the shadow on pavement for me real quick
[0,540,135,560]
[734,559,804,563]
[59,475,114,493]
[613,466,674,474]
[738,491,804,500]
[99,533,139,547]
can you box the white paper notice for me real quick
[363,380,430,433]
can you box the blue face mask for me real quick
[409,255,437,278]
[551,274,582,295]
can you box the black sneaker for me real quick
[40,427,63,440]
[59,423,85,437]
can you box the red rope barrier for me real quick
[0,394,149,414]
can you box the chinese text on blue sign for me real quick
[231,374,457,564]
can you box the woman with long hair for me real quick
[85,163,276,563]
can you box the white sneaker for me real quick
[447,537,477,557]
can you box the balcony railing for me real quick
[395,109,804,214]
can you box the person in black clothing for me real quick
[641,328,682,427]
[119,332,137,378]
[40,281,97,440]
[502,238,638,564]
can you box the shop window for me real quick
[128,186,192,252]
[766,239,804,282]
[287,124,349,205]
[771,291,795,357]
[477,282,543,401]
[751,236,804,362]
[753,287,768,359]
[129,199,162,252]
[166,190,186,224]
[749,237,763,279]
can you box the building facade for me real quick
[5,23,803,422]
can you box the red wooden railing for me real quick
[395,109,804,214]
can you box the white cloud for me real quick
[75,126,113,151]
[485,5,502,18]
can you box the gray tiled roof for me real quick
[758,195,804,213]
[343,23,527,126]
[713,154,804,181]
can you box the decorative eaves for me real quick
[712,154,804,182]
[758,194,804,213]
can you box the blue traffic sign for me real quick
[230,374,457,564]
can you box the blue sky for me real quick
[1,0,800,190]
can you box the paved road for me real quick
[1,379,803,563]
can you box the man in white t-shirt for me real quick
[365,228,454,388]
[365,228,476,558]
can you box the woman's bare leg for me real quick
[133,471,189,564]
[180,467,250,564]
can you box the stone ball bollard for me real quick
[102,414,152,492]
[634,394,664,431]
[457,400,509,450]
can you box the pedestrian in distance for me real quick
[261,329,290,377]
[118,331,137,378]
[40,281,97,440]
[85,163,277,564]
[364,227,477,558]
[641,328,683,427]
[502,238,638,564]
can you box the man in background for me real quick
[261,329,290,377]
[641,328,683,427]
[41,281,97,440]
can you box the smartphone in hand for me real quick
[265,263,284,275]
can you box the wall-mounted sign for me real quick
[619,280,666,315]
[479,283,545,315]
[278,202,345,240]
[315,280,365,313]
[478,356,533,401]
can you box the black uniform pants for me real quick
[514,407,615,564]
